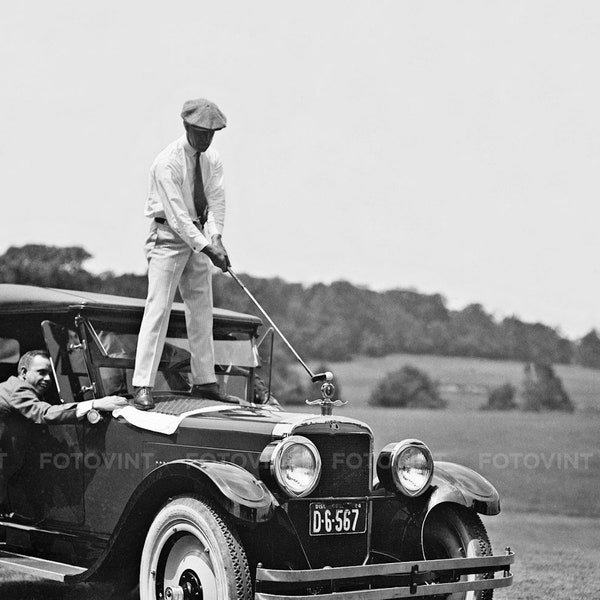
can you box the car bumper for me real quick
[255,550,515,599]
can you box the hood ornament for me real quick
[306,375,347,416]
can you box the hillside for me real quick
[2,244,598,367]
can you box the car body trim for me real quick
[0,550,87,582]
[272,415,373,440]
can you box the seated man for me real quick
[0,349,127,520]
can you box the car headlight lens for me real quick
[261,435,321,497]
[377,439,433,497]
[395,445,431,493]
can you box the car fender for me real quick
[66,459,278,584]
[147,459,279,522]
[370,461,499,562]
[426,460,500,517]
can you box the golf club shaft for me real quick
[227,268,315,379]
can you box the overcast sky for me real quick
[1,1,599,338]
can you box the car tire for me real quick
[139,495,252,600]
[422,504,494,600]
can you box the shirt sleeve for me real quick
[10,384,80,425]
[204,153,226,239]
[76,400,94,419]
[154,161,210,252]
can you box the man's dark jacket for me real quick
[0,376,80,506]
[0,376,79,424]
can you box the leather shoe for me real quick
[190,383,237,404]
[133,387,155,411]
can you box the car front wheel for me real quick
[139,495,252,600]
[422,504,494,600]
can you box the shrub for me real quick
[368,365,445,409]
[519,363,574,412]
[267,364,306,405]
[575,329,600,369]
[481,383,517,410]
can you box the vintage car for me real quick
[0,283,514,599]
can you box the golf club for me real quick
[227,268,332,384]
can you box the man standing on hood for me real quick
[132,98,231,410]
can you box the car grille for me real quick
[307,432,371,497]
[285,431,372,567]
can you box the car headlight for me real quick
[259,435,322,497]
[377,439,433,497]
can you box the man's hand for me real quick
[94,396,129,412]
[201,235,231,272]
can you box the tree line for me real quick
[2,244,600,368]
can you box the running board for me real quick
[0,550,86,581]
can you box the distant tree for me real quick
[368,365,445,409]
[449,304,506,358]
[0,244,578,367]
[358,331,389,357]
[481,383,517,411]
[501,316,571,364]
[0,244,95,289]
[519,363,574,412]
[384,289,449,323]
[94,272,148,299]
[575,330,600,369]
[270,365,308,405]
[500,317,532,361]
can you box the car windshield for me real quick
[87,318,260,399]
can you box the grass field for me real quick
[321,352,600,412]
[1,353,599,598]
[315,353,600,518]
[484,511,600,599]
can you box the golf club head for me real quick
[311,371,333,383]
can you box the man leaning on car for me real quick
[0,350,127,519]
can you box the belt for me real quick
[154,217,202,227]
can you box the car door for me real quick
[39,319,89,525]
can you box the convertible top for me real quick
[0,284,262,326]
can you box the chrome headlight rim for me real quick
[377,438,434,497]
[268,435,322,498]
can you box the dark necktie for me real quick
[193,152,208,225]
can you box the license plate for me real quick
[309,501,367,536]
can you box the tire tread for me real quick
[424,504,494,600]
[192,496,253,600]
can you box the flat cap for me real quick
[181,98,227,130]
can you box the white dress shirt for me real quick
[144,135,226,252]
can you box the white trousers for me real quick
[132,221,216,388]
